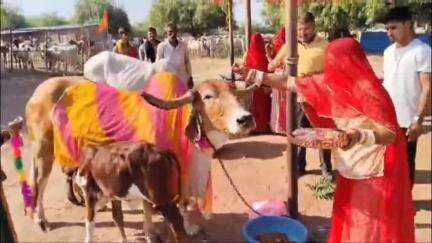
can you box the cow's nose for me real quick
[237,115,253,126]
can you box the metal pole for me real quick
[285,0,298,218]
[228,0,235,83]
[244,0,251,49]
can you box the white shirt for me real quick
[156,39,192,83]
[383,39,431,128]
[138,43,146,61]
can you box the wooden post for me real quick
[9,29,13,71]
[244,0,252,49]
[228,0,235,82]
[284,0,298,218]
[44,31,48,71]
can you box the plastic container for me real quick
[242,215,308,243]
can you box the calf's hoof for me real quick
[36,219,50,232]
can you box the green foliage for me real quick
[260,1,283,33]
[26,13,69,27]
[402,0,432,30]
[302,0,389,35]
[73,0,110,24]
[142,0,227,37]
[0,4,28,30]
[106,6,131,36]
[306,176,335,200]
[72,0,131,35]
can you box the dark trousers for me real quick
[296,104,332,172]
[402,128,418,185]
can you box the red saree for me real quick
[296,38,415,242]
[245,33,271,133]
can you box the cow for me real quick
[76,142,187,242]
[12,41,36,70]
[44,43,80,73]
[25,75,257,237]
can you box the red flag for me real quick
[98,9,109,33]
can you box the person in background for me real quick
[382,6,431,187]
[113,26,138,58]
[270,12,333,176]
[139,27,160,63]
[157,23,193,89]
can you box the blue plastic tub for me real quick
[242,215,308,243]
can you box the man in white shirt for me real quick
[157,23,193,89]
[382,7,431,186]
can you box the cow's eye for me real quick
[203,94,213,100]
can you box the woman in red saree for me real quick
[234,27,286,133]
[243,33,272,133]
[245,38,415,242]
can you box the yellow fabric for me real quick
[273,44,289,68]
[297,36,328,77]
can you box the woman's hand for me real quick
[342,129,361,150]
[232,63,248,79]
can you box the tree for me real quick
[142,0,227,37]
[73,0,131,35]
[0,3,27,30]
[260,1,283,33]
[73,0,110,24]
[26,13,69,27]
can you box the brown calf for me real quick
[76,142,187,242]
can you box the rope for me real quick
[216,158,261,216]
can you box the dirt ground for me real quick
[0,57,430,242]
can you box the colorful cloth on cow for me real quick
[244,33,271,133]
[295,38,414,242]
[52,72,211,214]
[114,39,138,58]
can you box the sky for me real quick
[3,0,264,25]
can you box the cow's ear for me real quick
[185,108,202,143]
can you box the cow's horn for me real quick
[141,91,194,110]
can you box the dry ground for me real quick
[0,57,430,242]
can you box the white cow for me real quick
[46,43,80,73]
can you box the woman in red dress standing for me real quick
[244,38,415,242]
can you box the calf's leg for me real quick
[111,200,127,242]
[159,203,188,243]
[142,200,158,243]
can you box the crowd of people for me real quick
[0,4,430,243]
[233,6,430,243]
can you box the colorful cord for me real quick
[10,134,34,214]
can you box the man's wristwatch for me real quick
[412,115,424,125]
